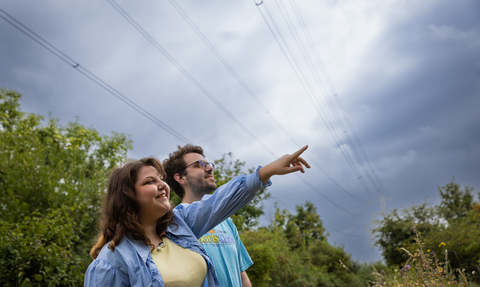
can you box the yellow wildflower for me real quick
[427,249,430,252]
[439,242,446,247]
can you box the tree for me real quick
[438,180,474,220]
[371,181,480,282]
[0,207,86,286]
[243,201,356,286]
[371,203,440,266]
[0,89,131,286]
[240,227,321,287]
[284,201,327,248]
[424,201,480,281]
[291,202,353,285]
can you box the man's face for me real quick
[182,153,217,197]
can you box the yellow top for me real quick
[151,237,207,287]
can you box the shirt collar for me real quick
[125,236,151,263]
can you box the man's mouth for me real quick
[205,175,215,180]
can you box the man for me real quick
[163,144,254,287]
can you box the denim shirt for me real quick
[84,167,271,287]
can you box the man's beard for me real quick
[186,174,216,198]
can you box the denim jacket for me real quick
[84,167,271,287]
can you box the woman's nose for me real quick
[158,179,167,189]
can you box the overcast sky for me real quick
[1,0,479,263]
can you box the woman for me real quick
[85,146,309,287]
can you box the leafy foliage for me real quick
[347,222,478,286]
[438,180,475,220]
[0,89,131,286]
[424,206,480,282]
[371,203,441,266]
[372,181,480,283]
[241,227,321,287]
[284,201,327,248]
[243,202,356,286]
[0,206,85,286]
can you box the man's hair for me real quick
[163,144,205,199]
[89,157,175,259]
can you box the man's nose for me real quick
[205,164,213,173]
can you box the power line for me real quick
[107,0,369,217]
[295,175,357,217]
[253,0,374,205]
[339,202,372,230]
[269,0,375,202]
[1,3,371,220]
[168,0,269,113]
[271,0,376,198]
[107,0,276,157]
[287,0,387,201]
[1,4,375,235]
[254,1,374,198]
[0,8,219,158]
[166,0,366,204]
[254,0,382,199]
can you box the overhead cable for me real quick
[265,0,375,197]
[107,0,368,217]
[1,5,369,224]
[0,8,203,154]
[107,0,276,157]
[254,0,377,198]
[167,0,365,203]
[287,0,387,200]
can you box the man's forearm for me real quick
[241,271,252,287]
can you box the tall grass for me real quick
[342,223,478,286]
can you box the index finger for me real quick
[291,145,308,158]
[296,157,310,169]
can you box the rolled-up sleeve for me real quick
[84,259,129,287]
[177,167,272,237]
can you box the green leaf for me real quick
[0,89,132,286]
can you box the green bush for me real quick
[0,88,131,285]
[242,202,356,286]
[0,206,85,286]
[371,181,480,283]
[241,228,321,287]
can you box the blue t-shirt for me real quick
[199,218,253,287]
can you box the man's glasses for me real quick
[184,160,215,170]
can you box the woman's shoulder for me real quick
[85,238,155,287]
[95,241,125,264]
[95,238,144,271]
[85,242,130,286]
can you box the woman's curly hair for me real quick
[90,157,175,259]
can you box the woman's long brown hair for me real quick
[89,157,175,259]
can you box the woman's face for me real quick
[134,165,171,224]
